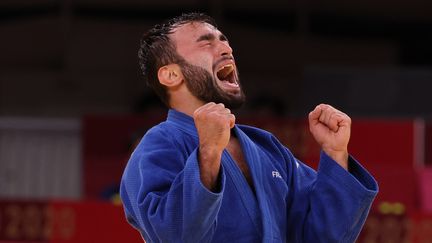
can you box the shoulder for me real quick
[137,122,174,146]
[126,122,189,172]
[132,121,196,161]
[132,121,182,156]
[145,121,176,138]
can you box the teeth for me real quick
[217,64,234,80]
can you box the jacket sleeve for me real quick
[285,149,378,243]
[120,128,225,243]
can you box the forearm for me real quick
[198,145,223,191]
[286,151,378,242]
[305,153,378,242]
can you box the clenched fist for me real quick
[193,102,235,190]
[308,104,351,170]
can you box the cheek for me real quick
[186,54,213,72]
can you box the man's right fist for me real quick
[193,102,235,155]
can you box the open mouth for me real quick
[216,64,238,88]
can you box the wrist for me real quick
[323,148,349,170]
[199,145,223,163]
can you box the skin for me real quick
[158,22,350,191]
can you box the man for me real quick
[120,13,378,243]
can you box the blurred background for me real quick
[1,0,432,242]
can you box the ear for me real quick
[158,64,184,87]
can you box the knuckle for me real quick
[193,109,200,118]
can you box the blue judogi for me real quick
[120,109,378,243]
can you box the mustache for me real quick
[212,56,235,71]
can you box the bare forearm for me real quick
[198,146,222,191]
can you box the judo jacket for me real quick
[120,109,378,243]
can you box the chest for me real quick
[226,138,254,190]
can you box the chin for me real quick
[222,95,246,110]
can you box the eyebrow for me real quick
[196,33,228,42]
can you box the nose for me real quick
[217,40,233,57]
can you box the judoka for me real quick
[120,12,378,243]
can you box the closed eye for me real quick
[196,33,215,43]
[220,34,229,42]
[196,33,229,44]
[199,41,212,48]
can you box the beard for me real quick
[178,60,246,110]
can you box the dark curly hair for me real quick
[138,12,217,107]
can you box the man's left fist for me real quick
[308,104,351,170]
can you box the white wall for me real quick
[0,118,82,199]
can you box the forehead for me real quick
[169,22,222,45]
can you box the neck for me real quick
[169,88,205,117]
